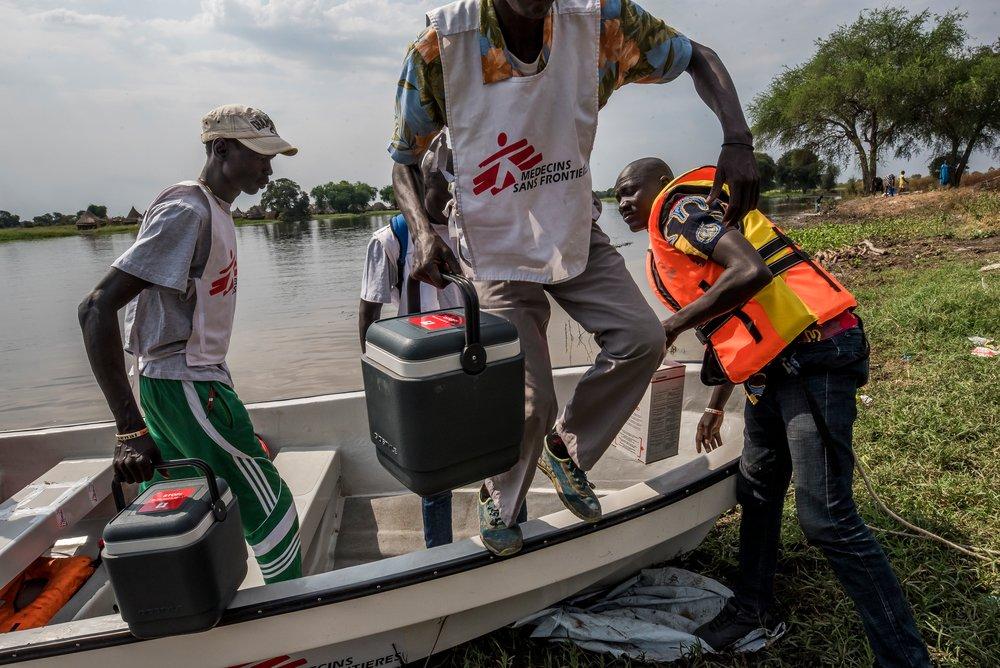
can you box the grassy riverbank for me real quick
[436,188,1000,667]
[0,223,138,242]
[0,210,398,243]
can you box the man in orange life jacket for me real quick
[614,158,930,666]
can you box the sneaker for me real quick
[694,600,772,651]
[536,432,601,523]
[478,488,523,556]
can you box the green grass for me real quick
[0,223,139,242]
[434,258,1000,667]
[432,217,999,666]
[786,193,1000,254]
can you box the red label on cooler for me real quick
[408,313,465,331]
[138,487,198,513]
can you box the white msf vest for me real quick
[428,0,599,283]
[130,180,238,370]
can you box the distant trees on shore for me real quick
[261,179,394,221]
[750,8,999,193]
[2,180,398,229]
[0,205,109,229]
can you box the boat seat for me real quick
[0,458,113,591]
[240,447,341,589]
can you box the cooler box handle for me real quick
[442,273,486,374]
[111,458,228,522]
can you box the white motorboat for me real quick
[0,364,743,667]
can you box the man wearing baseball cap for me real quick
[79,105,303,583]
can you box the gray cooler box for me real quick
[102,459,246,638]
[362,273,525,497]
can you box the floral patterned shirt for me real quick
[389,0,692,164]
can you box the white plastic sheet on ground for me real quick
[516,567,786,663]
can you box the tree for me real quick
[0,211,21,228]
[86,204,108,219]
[754,152,777,191]
[751,8,967,193]
[776,149,823,191]
[353,182,377,212]
[911,43,1000,186]
[311,181,377,214]
[379,185,397,208]
[261,178,310,221]
[821,163,841,191]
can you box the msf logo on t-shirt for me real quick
[210,250,238,297]
[473,132,544,196]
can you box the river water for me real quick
[0,199,809,431]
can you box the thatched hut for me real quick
[232,207,246,219]
[244,205,265,220]
[75,211,102,230]
[124,206,143,224]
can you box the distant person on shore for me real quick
[885,172,896,197]
[939,162,950,188]
[78,105,304,583]
[872,175,883,196]
[614,157,931,664]
[898,170,908,194]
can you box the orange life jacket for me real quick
[0,556,95,633]
[646,166,857,383]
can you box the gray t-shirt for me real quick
[112,184,233,385]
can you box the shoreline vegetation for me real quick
[0,209,399,244]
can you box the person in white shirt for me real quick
[359,135,463,343]
[359,136,498,547]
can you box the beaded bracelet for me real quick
[704,407,725,416]
[115,427,149,443]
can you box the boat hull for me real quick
[4,472,734,667]
[0,364,744,666]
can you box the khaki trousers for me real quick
[476,223,665,525]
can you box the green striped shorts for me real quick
[139,376,302,583]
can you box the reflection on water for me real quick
[0,200,811,430]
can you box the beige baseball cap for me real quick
[200,104,298,156]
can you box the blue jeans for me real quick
[422,492,528,548]
[735,327,930,667]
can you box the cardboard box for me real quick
[613,362,685,464]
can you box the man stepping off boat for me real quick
[389,0,760,556]
[78,105,304,584]
[613,158,930,664]
[360,132,528,547]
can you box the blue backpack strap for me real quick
[388,214,409,293]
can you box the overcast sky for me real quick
[1,0,997,217]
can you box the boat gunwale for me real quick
[0,461,738,665]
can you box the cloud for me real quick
[33,7,131,31]
[1,0,998,217]
[202,0,434,70]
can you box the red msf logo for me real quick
[210,250,238,296]
[473,132,543,196]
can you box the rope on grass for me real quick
[868,525,1000,557]
[855,457,999,562]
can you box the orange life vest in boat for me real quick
[0,556,95,632]
[646,166,857,383]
